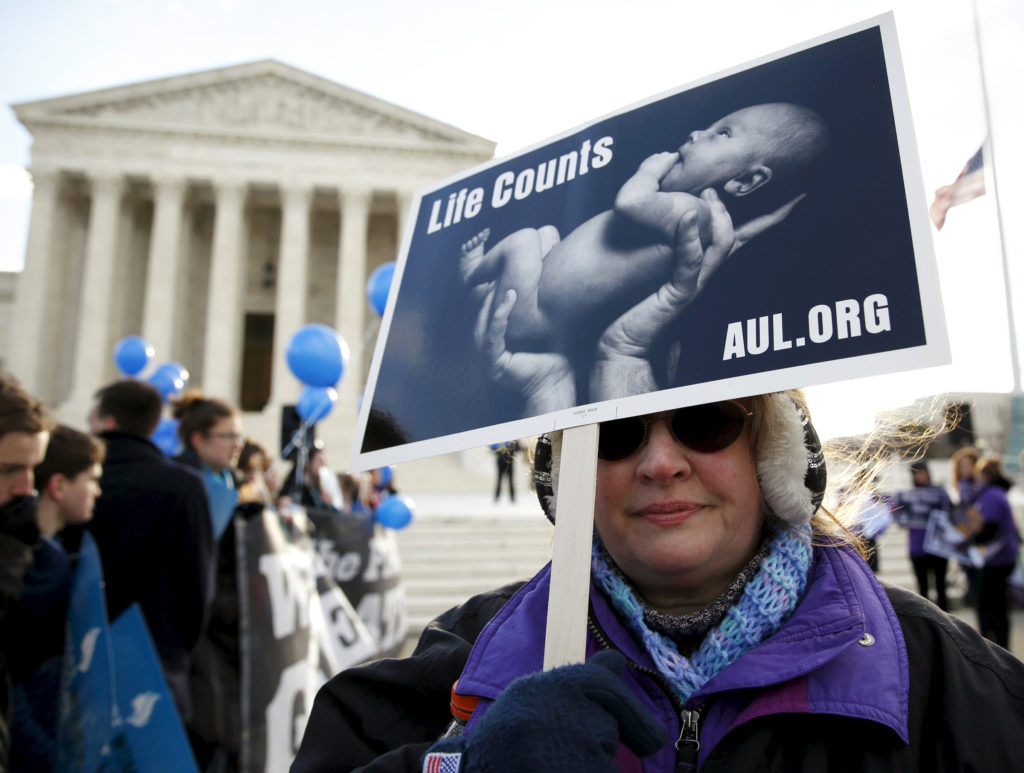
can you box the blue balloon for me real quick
[375,494,414,530]
[150,417,181,457]
[366,263,395,317]
[113,336,153,376]
[286,324,349,387]
[377,465,393,487]
[152,361,190,384]
[296,386,337,424]
[148,361,189,402]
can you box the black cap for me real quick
[909,459,929,474]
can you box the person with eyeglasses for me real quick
[171,391,254,772]
[293,391,1024,772]
[173,391,245,541]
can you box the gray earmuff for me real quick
[755,393,826,525]
[533,433,557,524]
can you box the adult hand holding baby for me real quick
[592,186,807,400]
[473,286,577,414]
[590,206,709,401]
[696,188,806,290]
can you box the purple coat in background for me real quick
[973,484,1021,567]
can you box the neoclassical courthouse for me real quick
[4,60,495,467]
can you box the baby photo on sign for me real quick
[354,15,946,469]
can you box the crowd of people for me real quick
[889,450,1022,649]
[2,357,1024,772]
[0,373,391,772]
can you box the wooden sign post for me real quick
[543,423,599,670]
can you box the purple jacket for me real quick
[455,544,908,771]
[973,484,1021,567]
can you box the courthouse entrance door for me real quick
[241,313,274,411]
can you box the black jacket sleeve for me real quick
[167,469,216,655]
[887,585,1024,770]
[291,583,523,773]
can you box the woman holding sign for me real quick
[293,202,1024,773]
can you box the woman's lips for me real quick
[635,501,705,526]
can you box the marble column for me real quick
[270,182,312,404]
[8,167,60,395]
[335,187,370,415]
[141,175,187,361]
[65,171,123,415]
[202,179,248,402]
[395,189,414,250]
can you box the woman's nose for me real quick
[635,421,691,482]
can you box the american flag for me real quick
[423,751,462,773]
[929,144,986,229]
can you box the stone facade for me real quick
[6,60,495,463]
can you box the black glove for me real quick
[425,649,665,772]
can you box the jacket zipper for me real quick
[587,608,705,771]
[676,708,701,769]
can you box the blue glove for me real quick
[424,649,666,772]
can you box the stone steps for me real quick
[395,500,553,635]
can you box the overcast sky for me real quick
[1,0,1021,441]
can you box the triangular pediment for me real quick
[13,60,494,152]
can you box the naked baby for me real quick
[460,103,828,352]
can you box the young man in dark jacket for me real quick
[80,379,214,726]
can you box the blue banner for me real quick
[57,532,115,773]
[109,605,199,772]
[56,533,198,772]
[203,469,240,541]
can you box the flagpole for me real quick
[971,0,1021,395]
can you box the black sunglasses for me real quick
[598,401,754,461]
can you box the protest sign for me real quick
[306,507,409,657]
[924,507,984,567]
[237,508,377,773]
[893,501,932,531]
[351,13,947,472]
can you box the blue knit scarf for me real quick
[591,524,812,705]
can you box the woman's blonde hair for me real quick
[802,390,951,551]
[976,454,1006,484]
[952,446,981,487]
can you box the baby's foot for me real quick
[459,228,491,284]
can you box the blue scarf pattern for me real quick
[591,524,812,705]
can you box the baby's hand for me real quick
[637,151,679,181]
